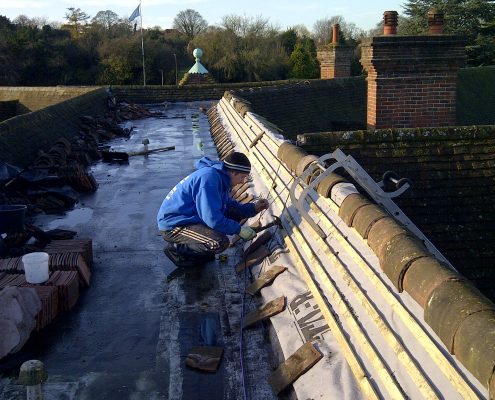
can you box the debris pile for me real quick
[0,101,154,256]
[0,100,151,360]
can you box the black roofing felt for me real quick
[299,126,495,300]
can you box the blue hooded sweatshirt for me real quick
[157,157,256,235]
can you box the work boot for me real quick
[163,244,196,268]
[166,266,186,283]
[174,244,216,264]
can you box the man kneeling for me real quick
[156,152,268,269]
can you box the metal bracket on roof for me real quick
[289,148,455,269]
[289,152,347,239]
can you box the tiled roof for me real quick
[230,78,366,138]
[298,125,495,300]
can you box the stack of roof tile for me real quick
[0,257,22,273]
[0,274,27,289]
[48,252,91,287]
[29,285,58,331]
[44,239,93,267]
[45,271,79,311]
[0,238,93,330]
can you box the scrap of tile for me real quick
[268,341,323,395]
[185,346,224,372]
[243,296,286,328]
[246,265,287,296]
[243,230,272,257]
[235,244,271,273]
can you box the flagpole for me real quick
[139,1,146,86]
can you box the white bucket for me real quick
[22,252,49,284]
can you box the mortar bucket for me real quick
[22,252,49,284]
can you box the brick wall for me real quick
[0,88,108,167]
[317,45,353,79]
[0,86,99,114]
[360,35,466,129]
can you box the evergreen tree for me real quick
[401,0,495,65]
[289,42,319,79]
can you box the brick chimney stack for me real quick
[316,24,353,79]
[360,10,466,129]
[428,8,445,34]
[383,11,398,35]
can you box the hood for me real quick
[196,157,226,173]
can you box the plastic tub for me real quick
[0,205,27,233]
[22,252,49,284]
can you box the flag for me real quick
[128,4,140,22]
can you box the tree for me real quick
[173,9,207,40]
[64,7,90,36]
[221,14,274,37]
[0,16,19,84]
[14,15,49,29]
[313,16,364,45]
[289,42,319,79]
[280,28,298,55]
[292,24,312,38]
[400,0,495,65]
[190,16,289,82]
[92,10,119,30]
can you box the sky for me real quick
[1,1,406,32]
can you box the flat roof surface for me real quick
[0,101,275,399]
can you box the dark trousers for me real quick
[160,224,230,257]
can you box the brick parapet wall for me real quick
[0,86,98,114]
[0,88,108,167]
[317,45,353,79]
[360,35,466,129]
[110,81,301,104]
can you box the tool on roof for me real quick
[252,216,282,233]
[101,145,175,162]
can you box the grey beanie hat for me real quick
[223,152,251,173]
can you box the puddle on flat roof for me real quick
[37,207,93,230]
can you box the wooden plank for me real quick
[246,265,287,296]
[268,341,323,395]
[243,296,285,328]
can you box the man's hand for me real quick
[239,227,257,241]
[255,198,269,213]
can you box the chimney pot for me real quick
[332,23,340,44]
[428,8,444,34]
[383,11,398,35]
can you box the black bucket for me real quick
[0,205,27,233]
